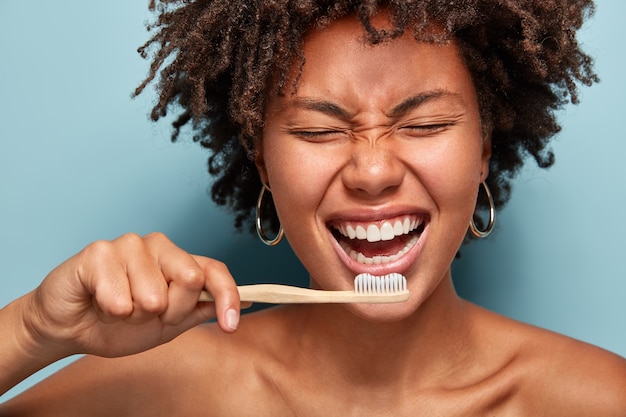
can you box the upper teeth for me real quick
[335,215,422,243]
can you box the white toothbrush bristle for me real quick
[353,273,407,294]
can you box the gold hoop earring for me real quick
[256,183,284,246]
[469,181,496,238]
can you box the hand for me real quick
[22,232,242,359]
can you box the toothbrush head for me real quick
[354,273,408,294]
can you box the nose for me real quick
[341,139,405,197]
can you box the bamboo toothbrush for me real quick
[198,273,409,304]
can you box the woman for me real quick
[1,1,625,415]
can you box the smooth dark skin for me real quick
[1,13,625,416]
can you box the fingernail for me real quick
[225,308,239,331]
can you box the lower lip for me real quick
[329,224,428,276]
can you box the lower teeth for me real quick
[340,235,419,265]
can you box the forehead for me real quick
[271,13,476,111]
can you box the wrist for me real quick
[0,293,72,395]
[20,290,76,360]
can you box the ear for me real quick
[480,132,492,182]
[253,138,269,186]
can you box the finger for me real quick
[155,249,207,325]
[77,240,134,323]
[140,232,207,325]
[116,234,169,324]
[192,256,241,333]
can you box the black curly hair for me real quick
[134,0,597,235]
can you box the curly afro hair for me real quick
[134,0,597,235]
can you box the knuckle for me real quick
[103,296,134,318]
[140,293,168,314]
[202,259,237,294]
[179,266,204,290]
[117,232,143,246]
[81,239,116,261]
[144,231,169,243]
[205,258,229,274]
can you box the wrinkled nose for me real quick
[341,141,405,197]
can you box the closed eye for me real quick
[288,129,349,142]
[400,122,455,136]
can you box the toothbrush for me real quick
[198,273,409,304]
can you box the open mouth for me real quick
[329,214,427,266]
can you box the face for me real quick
[256,14,490,320]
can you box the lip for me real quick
[326,208,429,276]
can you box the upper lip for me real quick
[326,207,430,226]
[326,205,429,222]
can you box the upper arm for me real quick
[0,326,220,417]
[0,354,167,416]
[579,351,626,416]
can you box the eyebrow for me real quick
[290,98,354,119]
[289,89,464,120]
[387,90,464,118]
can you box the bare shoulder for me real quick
[0,307,287,417]
[522,329,626,416]
[469,304,626,416]
[0,324,224,416]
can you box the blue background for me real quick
[1,0,624,400]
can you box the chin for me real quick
[343,301,418,323]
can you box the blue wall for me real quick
[1,0,624,399]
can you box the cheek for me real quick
[262,139,341,226]
[412,139,484,209]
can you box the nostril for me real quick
[341,152,405,196]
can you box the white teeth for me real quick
[357,252,368,264]
[380,222,395,241]
[335,215,423,243]
[366,225,381,242]
[339,235,419,266]
[333,215,425,265]
[393,220,404,236]
[403,218,411,234]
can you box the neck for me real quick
[290,272,475,389]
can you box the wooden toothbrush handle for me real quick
[198,284,409,304]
